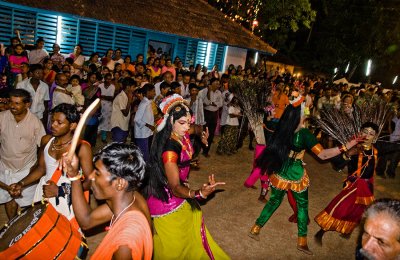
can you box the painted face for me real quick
[90,160,116,200]
[172,113,191,137]
[9,96,29,116]
[361,127,377,145]
[361,212,400,260]
[50,112,73,137]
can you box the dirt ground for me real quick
[1,136,399,259]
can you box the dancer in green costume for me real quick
[248,94,361,255]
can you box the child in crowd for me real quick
[67,74,85,110]
[8,44,28,87]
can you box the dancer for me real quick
[243,103,277,203]
[248,95,360,255]
[314,122,379,244]
[63,143,153,259]
[143,94,229,259]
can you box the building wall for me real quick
[0,1,226,70]
[223,46,247,72]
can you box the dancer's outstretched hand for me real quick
[200,174,225,198]
[201,127,209,147]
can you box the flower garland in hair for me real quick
[156,94,189,132]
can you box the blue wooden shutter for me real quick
[13,8,36,45]
[185,39,198,67]
[206,43,218,70]
[130,30,146,59]
[114,26,131,57]
[78,20,97,54]
[214,44,226,71]
[195,41,208,67]
[176,39,188,66]
[59,16,78,54]
[36,13,58,51]
[96,23,114,56]
[0,6,13,44]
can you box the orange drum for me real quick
[0,202,87,259]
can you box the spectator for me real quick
[98,73,116,143]
[52,73,74,108]
[69,44,85,77]
[28,37,49,65]
[42,57,56,86]
[49,43,64,72]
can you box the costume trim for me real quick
[162,151,179,164]
[150,199,186,218]
[355,195,374,205]
[311,144,324,155]
[269,170,309,193]
[314,211,358,235]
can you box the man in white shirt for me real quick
[0,89,45,219]
[16,64,49,122]
[134,84,156,161]
[198,78,223,157]
[179,72,191,99]
[111,78,136,143]
[52,73,75,108]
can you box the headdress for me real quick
[156,94,189,132]
[317,100,392,145]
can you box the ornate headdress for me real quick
[156,94,190,132]
[317,100,392,145]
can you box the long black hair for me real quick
[142,103,191,202]
[256,104,301,173]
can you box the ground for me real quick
[1,136,399,260]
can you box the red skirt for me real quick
[314,178,374,234]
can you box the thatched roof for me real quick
[5,0,276,54]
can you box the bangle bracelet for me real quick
[68,169,83,182]
[188,189,192,198]
[199,190,207,199]
[194,190,206,200]
[338,144,347,153]
[18,181,25,187]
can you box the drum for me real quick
[0,202,87,259]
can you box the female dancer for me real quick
[314,122,379,244]
[143,94,230,259]
[248,95,360,255]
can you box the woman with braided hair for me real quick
[143,94,229,259]
[248,94,361,255]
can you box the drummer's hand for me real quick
[200,174,225,198]
[9,183,22,197]
[43,180,58,198]
[60,152,80,177]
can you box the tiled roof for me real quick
[5,0,276,53]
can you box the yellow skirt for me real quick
[153,200,230,260]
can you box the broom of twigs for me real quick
[316,100,393,145]
[230,79,272,145]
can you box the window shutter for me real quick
[0,6,13,44]
[195,41,208,67]
[36,13,58,51]
[78,20,97,54]
[59,16,78,54]
[96,23,114,56]
[114,26,131,57]
[130,30,146,59]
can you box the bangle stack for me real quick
[194,190,207,200]
[338,144,348,153]
[68,169,83,182]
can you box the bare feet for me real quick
[314,229,325,246]
[258,195,267,203]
